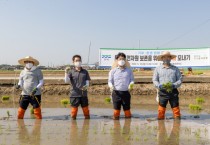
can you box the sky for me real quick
[0,0,210,66]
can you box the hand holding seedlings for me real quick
[65,67,71,74]
[158,84,163,89]
[31,87,38,96]
[128,83,134,91]
[160,82,174,93]
[82,85,88,91]
[15,85,21,90]
[109,86,114,92]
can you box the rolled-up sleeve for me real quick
[173,68,182,88]
[152,68,160,88]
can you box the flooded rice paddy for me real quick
[1,95,210,145]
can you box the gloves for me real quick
[156,95,159,102]
[128,83,134,91]
[108,82,114,92]
[82,85,88,91]
[159,83,176,92]
[172,84,176,89]
[156,89,159,102]
[65,67,71,74]
[109,86,114,92]
[31,88,38,96]
[15,85,21,90]
[158,84,163,90]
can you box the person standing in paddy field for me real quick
[64,55,91,120]
[108,52,134,120]
[153,51,183,120]
[15,56,44,119]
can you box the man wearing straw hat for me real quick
[108,52,134,120]
[16,56,44,119]
[153,51,182,120]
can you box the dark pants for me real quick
[19,95,41,110]
[159,89,179,108]
[70,97,89,108]
[112,90,131,111]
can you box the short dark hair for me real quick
[115,52,126,59]
[72,55,82,61]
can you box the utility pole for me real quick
[87,41,91,65]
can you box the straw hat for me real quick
[18,56,39,66]
[157,51,176,61]
[111,60,131,69]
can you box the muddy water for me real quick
[2,94,210,105]
[0,105,210,145]
[1,95,210,145]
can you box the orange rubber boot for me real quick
[124,110,131,118]
[158,105,166,120]
[17,107,25,119]
[71,107,78,120]
[34,107,42,119]
[113,110,120,120]
[172,106,181,119]
[82,106,90,119]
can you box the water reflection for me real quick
[157,120,181,145]
[112,119,131,145]
[70,120,90,145]
[17,120,42,145]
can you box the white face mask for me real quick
[163,59,171,65]
[118,60,125,66]
[25,63,33,69]
[74,61,82,67]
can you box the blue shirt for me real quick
[153,64,183,89]
[108,67,134,91]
